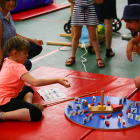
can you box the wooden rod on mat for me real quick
[43,91,98,107]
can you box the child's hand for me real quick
[58,78,70,88]
[34,39,43,46]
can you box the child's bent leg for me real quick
[0,98,42,122]
[104,19,115,57]
[23,92,33,103]
[2,109,31,121]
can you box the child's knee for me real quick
[74,34,81,40]
[24,86,34,95]
[89,36,97,42]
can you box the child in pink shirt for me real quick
[0,36,70,122]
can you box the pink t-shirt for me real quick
[0,58,28,105]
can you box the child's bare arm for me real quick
[21,73,70,88]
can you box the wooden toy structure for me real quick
[88,89,124,113]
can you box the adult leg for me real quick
[23,59,32,71]
[136,0,140,4]
[128,0,136,4]
[104,19,115,57]
[28,42,43,59]
[87,25,105,67]
[65,26,83,66]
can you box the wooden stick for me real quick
[43,91,98,107]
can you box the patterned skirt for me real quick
[71,4,99,26]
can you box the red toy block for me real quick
[126,109,130,114]
[90,103,94,106]
[105,121,110,126]
[99,115,105,119]
[86,113,94,117]
[76,112,78,115]
[108,101,111,105]
[136,103,139,106]
[84,110,88,113]
[111,104,123,111]
[118,113,122,117]
[107,114,112,118]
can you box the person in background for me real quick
[88,0,116,57]
[0,36,70,122]
[66,0,105,68]
[122,0,140,40]
[0,0,43,71]
[122,4,140,89]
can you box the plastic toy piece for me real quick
[118,113,122,117]
[83,101,88,106]
[108,101,111,106]
[126,109,130,114]
[111,104,123,111]
[86,113,94,117]
[84,110,88,113]
[76,112,78,115]
[90,103,94,106]
[107,114,112,118]
[105,121,110,126]
[99,114,105,119]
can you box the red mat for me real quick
[11,3,70,21]
[0,66,138,140]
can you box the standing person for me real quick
[0,36,70,122]
[0,0,43,71]
[88,0,116,57]
[121,4,140,89]
[122,0,140,40]
[66,0,105,68]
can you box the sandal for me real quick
[88,46,101,54]
[96,58,105,68]
[33,103,44,111]
[65,57,75,66]
[106,48,115,57]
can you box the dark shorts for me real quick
[95,0,117,19]
[128,0,140,4]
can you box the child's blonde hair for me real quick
[0,36,30,70]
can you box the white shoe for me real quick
[122,33,132,40]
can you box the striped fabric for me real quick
[71,0,99,25]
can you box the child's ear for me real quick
[12,50,18,57]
